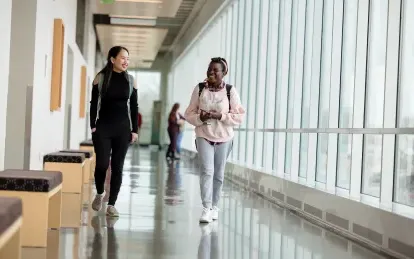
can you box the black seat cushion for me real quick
[80,140,93,147]
[59,150,92,159]
[0,169,63,192]
[0,197,22,236]
[43,152,85,164]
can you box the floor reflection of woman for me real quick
[198,222,219,259]
[165,162,183,205]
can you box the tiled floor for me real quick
[22,147,387,258]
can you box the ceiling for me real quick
[93,0,198,69]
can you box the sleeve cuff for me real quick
[220,113,226,121]
[196,115,204,126]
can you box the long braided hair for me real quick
[98,46,130,97]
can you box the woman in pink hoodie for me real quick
[184,57,245,223]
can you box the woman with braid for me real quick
[184,57,245,223]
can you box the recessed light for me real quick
[116,0,162,3]
[109,14,157,19]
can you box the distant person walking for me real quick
[166,103,185,160]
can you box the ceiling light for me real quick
[110,17,156,26]
[109,15,157,19]
[116,0,162,3]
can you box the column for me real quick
[5,0,38,169]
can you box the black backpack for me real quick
[198,83,233,110]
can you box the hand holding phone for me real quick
[200,110,210,122]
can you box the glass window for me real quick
[285,0,299,174]
[254,0,270,167]
[307,0,324,182]
[274,0,292,173]
[395,0,414,207]
[336,0,358,190]
[291,0,306,177]
[246,0,260,166]
[225,7,233,64]
[316,0,334,183]
[299,0,316,178]
[238,0,252,163]
[264,0,280,171]
[233,0,246,161]
[361,0,388,198]
[229,4,238,85]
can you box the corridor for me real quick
[20,148,387,259]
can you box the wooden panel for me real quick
[79,66,87,118]
[50,19,65,111]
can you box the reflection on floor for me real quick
[21,147,387,259]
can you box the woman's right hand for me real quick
[200,110,211,122]
[91,128,96,133]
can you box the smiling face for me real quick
[111,49,129,72]
[206,62,224,85]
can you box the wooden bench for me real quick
[79,140,95,179]
[59,150,93,184]
[0,170,62,247]
[0,197,22,259]
[43,152,85,194]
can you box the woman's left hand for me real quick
[209,111,222,120]
[131,132,138,143]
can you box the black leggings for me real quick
[92,124,130,206]
[167,128,178,156]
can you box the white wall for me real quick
[30,0,96,169]
[0,0,12,170]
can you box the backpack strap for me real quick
[198,82,205,97]
[96,73,104,124]
[126,73,135,131]
[97,73,104,94]
[226,84,232,111]
[127,73,134,97]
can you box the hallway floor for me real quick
[21,147,387,259]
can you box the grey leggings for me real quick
[196,137,232,208]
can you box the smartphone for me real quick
[200,109,212,125]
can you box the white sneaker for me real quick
[92,191,106,211]
[212,206,219,220]
[199,207,213,223]
[106,205,119,217]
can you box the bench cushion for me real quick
[0,169,62,192]
[79,140,93,147]
[0,197,22,236]
[43,152,85,164]
[59,149,92,159]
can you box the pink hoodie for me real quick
[184,83,246,143]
